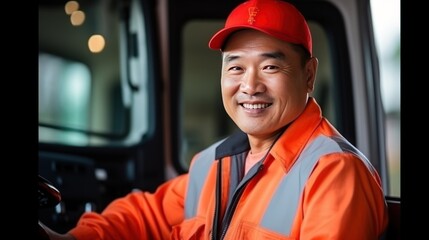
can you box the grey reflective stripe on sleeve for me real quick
[261,136,342,235]
[332,135,378,177]
[185,139,225,219]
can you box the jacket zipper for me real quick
[211,158,223,240]
[211,129,284,240]
[213,164,264,240]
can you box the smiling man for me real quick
[219,29,317,159]
[41,0,388,239]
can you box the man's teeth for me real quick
[242,103,270,109]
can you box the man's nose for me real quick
[240,70,265,95]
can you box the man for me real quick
[41,0,388,239]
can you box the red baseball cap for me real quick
[208,0,312,55]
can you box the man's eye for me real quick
[263,65,278,70]
[262,65,281,73]
[228,66,242,71]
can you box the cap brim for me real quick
[208,25,303,50]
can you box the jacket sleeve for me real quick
[295,152,389,240]
[68,173,188,240]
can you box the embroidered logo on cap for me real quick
[248,7,259,24]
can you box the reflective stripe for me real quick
[332,135,377,176]
[185,134,369,236]
[185,139,224,219]
[261,136,342,235]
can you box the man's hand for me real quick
[38,221,76,240]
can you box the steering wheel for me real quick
[38,175,62,239]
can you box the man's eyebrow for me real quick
[223,51,286,63]
[261,51,286,60]
[223,54,239,63]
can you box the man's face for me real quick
[221,29,316,138]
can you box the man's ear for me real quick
[306,57,318,93]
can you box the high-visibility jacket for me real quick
[69,97,388,240]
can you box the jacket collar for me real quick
[270,97,323,172]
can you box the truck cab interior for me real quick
[38,0,400,238]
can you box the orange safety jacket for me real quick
[69,97,388,240]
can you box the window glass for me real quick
[39,0,126,146]
[371,0,400,197]
[181,21,231,168]
[39,53,91,144]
